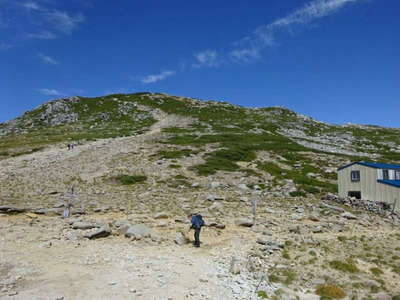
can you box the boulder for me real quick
[209,202,223,211]
[72,221,98,230]
[125,224,152,240]
[235,218,254,227]
[374,293,391,300]
[341,212,358,220]
[84,224,111,239]
[174,232,190,245]
[321,203,345,213]
[256,238,268,245]
[229,257,241,274]
[237,183,248,190]
[210,182,220,189]
[207,195,225,201]
[0,206,27,214]
[113,220,130,228]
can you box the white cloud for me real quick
[45,10,84,35]
[10,1,86,40]
[37,88,62,96]
[38,53,59,65]
[230,48,261,63]
[20,1,41,11]
[27,30,57,39]
[193,50,220,68]
[230,0,361,63]
[141,70,175,84]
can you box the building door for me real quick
[348,191,361,199]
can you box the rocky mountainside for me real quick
[1,93,400,299]
[1,92,400,198]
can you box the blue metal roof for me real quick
[377,179,400,188]
[338,161,400,171]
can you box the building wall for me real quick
[338,164,400,212]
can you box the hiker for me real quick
[63,202,73,218]
[188,213,205,247]
[67,144,71,150]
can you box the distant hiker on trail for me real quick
[63,202,73,218]
[188,213,205,247]
[67,144,71,150]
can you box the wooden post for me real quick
[393,198,398,214]
[252,198,258,224]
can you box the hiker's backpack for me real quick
[192,214,205,229]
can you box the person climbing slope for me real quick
[188,213,205,248]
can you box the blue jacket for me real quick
[191,214,204,229]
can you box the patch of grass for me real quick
[282,250,291,260]
[268,274,281,283]
[257,290,268,299]
[169,164,182,169]
[285,240,293,247]
[0,151,9,156]
[309,250,317,256]
[10,147,44,157]
[370,267,383,276]
[283,269,296,285]
[115,174,147,185]
[329,259,359,273]
[392,264,400,274]
[158,148,195,159]
[290,191,306,197]
[337,236,347,242]
[315,285,346,299]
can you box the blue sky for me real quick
[1,0,399,126]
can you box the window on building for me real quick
[396,171,400,180]
[383,170,389,180]
[348,191,361,199]
[351,170,360,182]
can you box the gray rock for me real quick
[374,293,391,300]
[209,202,223,211]
[312,226,323,233]
[156,221,168,227]
[291,214,305,221]
[256,238,268,245]
[84,224,111,239]
[207,194,215,201]
[210,181,220,189]
[321,203,345,213]
[174,232,190,245]
[341,211,358,220]
[265,208,276,214]
[72,221,98,230]
[113,220,130,228]
[229,257,241,274]
[33,208,63,215]
[0,206,27,214]
[234,218,254,227]
[309,215,320,222]
[125,224,152,240]
[237,183,248,190]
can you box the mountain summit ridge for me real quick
[0,92,399,197]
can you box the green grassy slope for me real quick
[1,92,399,195]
